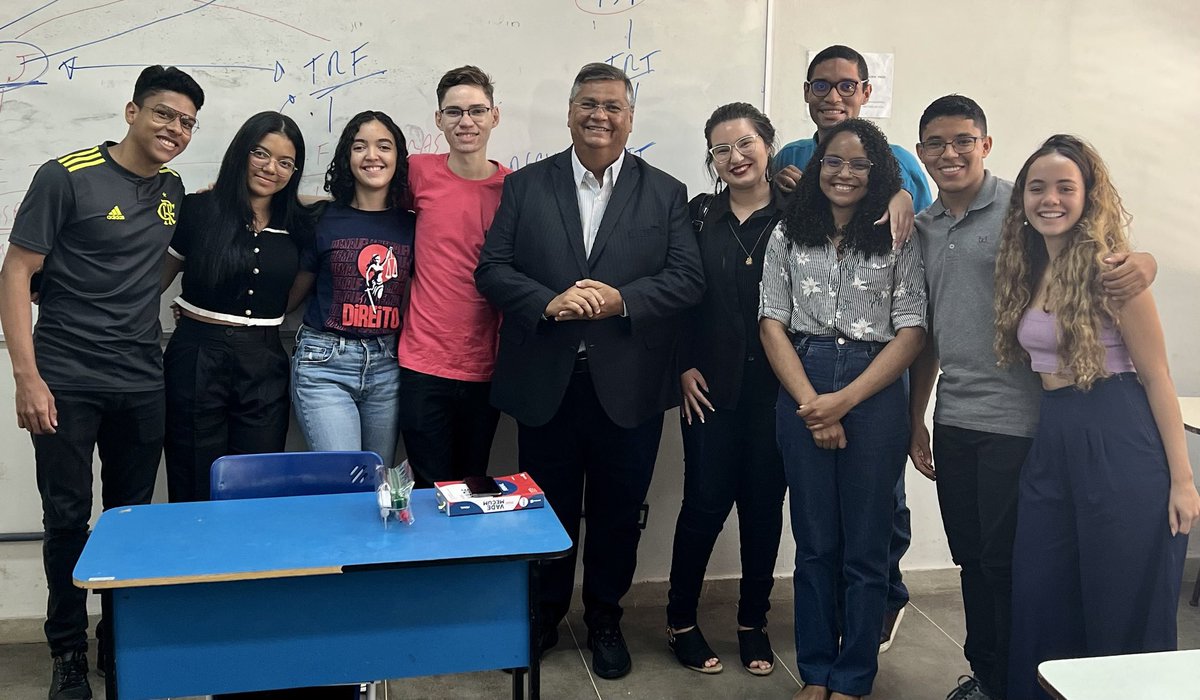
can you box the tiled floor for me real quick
[3,587,1198,699]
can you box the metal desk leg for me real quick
[529,561,542,700]
[102,591,118,699]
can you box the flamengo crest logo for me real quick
[157,194,176,226]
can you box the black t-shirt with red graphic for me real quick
[301,203,415,338]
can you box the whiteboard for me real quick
[0,0,769,332]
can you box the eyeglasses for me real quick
[820,156,873,175]
[249,146,296,174]
[572,100,630,116]
[918,136,984,156]
[805,79,867,99]
[148,104,198,132]
[709,134,760,163]
[438,105,494,122]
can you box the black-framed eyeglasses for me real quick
[148,103,198,132]
[708,134,760,163]
[438,105,494,121]
[572,100,630,116]
[820,156,873,175]
[805,79,867,98]
[918,136,984,156]
[248,146,296,173]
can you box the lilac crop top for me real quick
[1017,308,1135,375]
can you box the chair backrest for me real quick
[209,451,383,501]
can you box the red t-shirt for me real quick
[398,153,510,381]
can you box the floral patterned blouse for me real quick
[757,224,927,342]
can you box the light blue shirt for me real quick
[775,134,933,214]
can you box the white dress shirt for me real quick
[570,148,624,257]
[567,148,628,338]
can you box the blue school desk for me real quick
[73,489,572,699]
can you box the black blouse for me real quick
[680,188,786,410]
[168,191,300,325]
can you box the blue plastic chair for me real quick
[208,450,386,700]
[209,451,382,501]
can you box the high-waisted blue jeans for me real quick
[778,334,908,697]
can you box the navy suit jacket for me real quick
[475,148,704,428]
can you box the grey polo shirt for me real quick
[914,171,1040,437]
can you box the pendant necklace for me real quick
[729,216,776,266]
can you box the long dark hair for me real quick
[780,118,900,257]
[188,111,312,293]
[323,110,409,208]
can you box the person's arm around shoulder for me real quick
[1117,289,1200,535]
[1101,251,1157,302]
[0,244,56,433]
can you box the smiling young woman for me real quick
[666,102,786,679]
[288,111,416,469]
[994,134,1200,700]
[159,111,315,504]
[759,118,928,700]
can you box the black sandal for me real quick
[667,625,723,674]
[738,626,774,676]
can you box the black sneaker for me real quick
[587,624,631,679]
[49,649,92,700]
[946,675,993,700]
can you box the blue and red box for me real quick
[433,472,546,517]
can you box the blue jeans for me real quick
[779,335,909,697]
[291,326,401,467]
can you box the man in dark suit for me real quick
[475,62,703,679]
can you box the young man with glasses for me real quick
[910,94,1156,700]
[397,65,511,485]
[0,65,203,700]
[776,43,932,656]
[476,62,703,680]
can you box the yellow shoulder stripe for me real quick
[64,157,105,173]
[58,147,101,167]
[159,166,180,178]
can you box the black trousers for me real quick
[667,401,786,629]
[934,423,1032,699]
[397,366,500,486]
[518,364,663,630]
[33,389,164,656]
[164,317,290,502]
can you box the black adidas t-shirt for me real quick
[10,142,185,392]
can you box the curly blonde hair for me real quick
[993,135,1132,390]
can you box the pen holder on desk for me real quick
[375,460,415,526]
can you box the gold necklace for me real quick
[728,217,775,266]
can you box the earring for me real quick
[765,168,773,183]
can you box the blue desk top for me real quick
[74,490,572,589]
